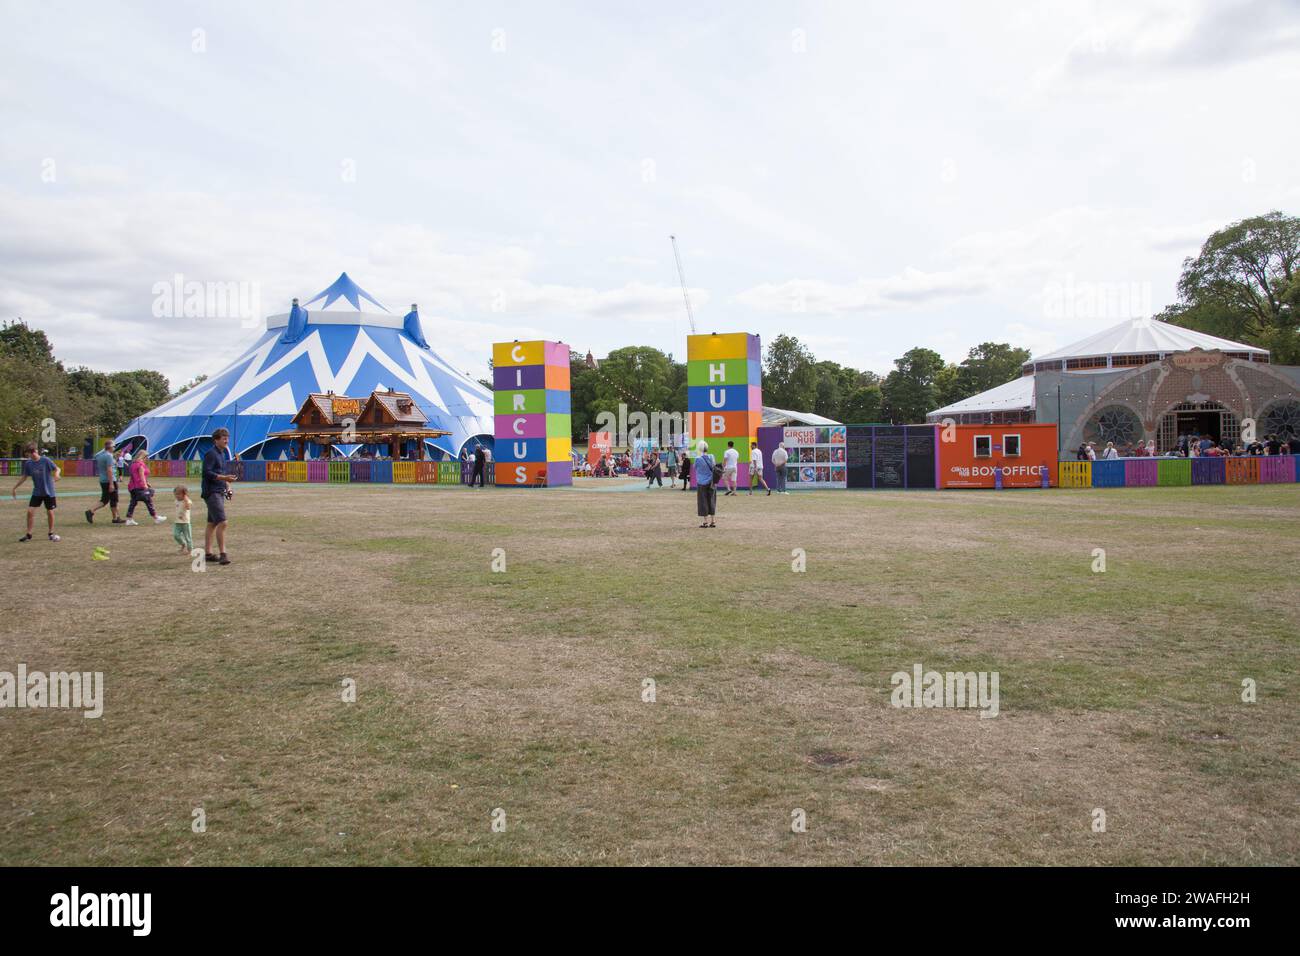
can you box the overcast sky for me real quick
[2,0,1298,387]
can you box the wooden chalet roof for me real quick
[363,389,425,425]
[292,392,367,427]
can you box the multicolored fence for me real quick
[1,459,494,486]
[0,458,190,478]
[9,455,1294,490]
[1056,456,1299,488]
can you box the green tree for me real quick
[881,347,946,423]
[1163,211,1300,364]
[762,334,818,410]
[954,342,1031,398]
[0,321,60,368]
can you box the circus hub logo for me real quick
[890,664,999,718]
[0,665,103,718]
[151,272,262,328]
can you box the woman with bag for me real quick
[693,439,718,528]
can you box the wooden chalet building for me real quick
[268,389,451,459]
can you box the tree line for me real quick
[0,322,183,456]
[564,338,1031,439]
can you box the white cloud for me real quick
[733,268,992,315]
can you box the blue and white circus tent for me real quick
[116,273,495,460]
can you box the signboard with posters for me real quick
[782,425,847,489]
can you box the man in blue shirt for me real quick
[12,442,62,542]
[201,427,240,565]
[85,438,125,525]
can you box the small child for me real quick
[172,485,193,554]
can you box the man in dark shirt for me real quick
[12,442,61,542]
[202,427,239,565]
[471,445,486,487]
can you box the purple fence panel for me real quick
[1259,456,1292,484]
[1124,459,1158,486]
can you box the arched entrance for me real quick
[1156,401,1240,452]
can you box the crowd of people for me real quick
[1076,433,1292,460]
[11,428,238,565]
[579,439,795,527]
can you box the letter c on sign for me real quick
[512,417,526,436]
[511,345,525,363]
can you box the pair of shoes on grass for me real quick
[18,534,59,542]
[204,552,231,565]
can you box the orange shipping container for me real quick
[937,424,1058,489]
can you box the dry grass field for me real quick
[1,476,1297,865]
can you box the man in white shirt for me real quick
[721,441,740,495]
[771,442,789,493]
[748,441,770,496]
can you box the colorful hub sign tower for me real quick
[687,332,762,486]
[493,340,572,487]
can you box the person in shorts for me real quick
[748,441,770,496]
[202,427,240,565]
[86,438,124,524]
[721,441,740,495]
[12,442,61,542]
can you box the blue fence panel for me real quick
[238,460,266,482]
[369,460,393,483]
[1191,457,1226,485]
[1090,459,1126,488]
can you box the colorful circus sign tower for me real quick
[493,340,572,487]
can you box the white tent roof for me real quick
[1032,317,1267,363]
[929,375,1036,418]
[762,405,842,426]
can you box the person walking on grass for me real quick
[664,445,679,488]
[86,438,124,525]
[470,445,487,487]
[693,439,718,528]
[202,427,239,566]
[645,450,663,488]
[124,451,168,525]
[771,441,789,494]
[12,442,61,542]
[172,485,194,555]
[721,440,740,495]
[679,449,691,492]
[748,441,770,496]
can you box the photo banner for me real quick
[782,425,846,488]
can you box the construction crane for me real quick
[669,234,697,334]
